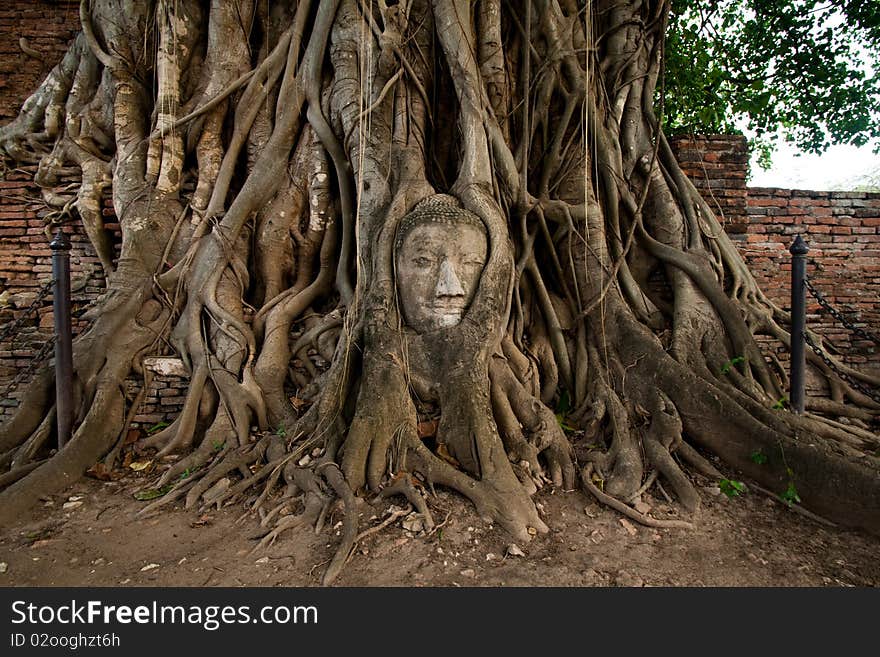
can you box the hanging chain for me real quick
[805,278,880,346]
[803,330,880,403]
[0,278,55,344]
[0,334,56,400]
[0,275,94,400]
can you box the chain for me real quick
[0,303,93,402]
[0,333,56,400]
[805,278,880,346]
[803,330,880,403]
[0,278,55,344]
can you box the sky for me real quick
[748,142,880,191]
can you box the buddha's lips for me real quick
[430,300,466,313]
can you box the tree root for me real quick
[581,464,695,530]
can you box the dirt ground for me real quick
[1,462,878,587]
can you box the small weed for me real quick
[555,414,577,433]
[145,421,170,435]
[212,440,225,452]
[749,449,768,465]
[555,389,576,433]
[179,468,192,480]
[720,356,745,375]
[779,481,801,505]
[719,479,746,497]
[779,467,801,505]
[772,397,789,410]
[133,484,173,501]
[275,425,287,438]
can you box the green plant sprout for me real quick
[720,356,745,374]
[719,479,746,497]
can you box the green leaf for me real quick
[133,484,174,501]
[719,478,747,498]
[556,389,571,415]
[750,450,768,465]
[555,413,576,433]
[145,421,170,435]
[720,356,745,374]
[779,481,801,505]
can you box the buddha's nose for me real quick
[435,258,465,297]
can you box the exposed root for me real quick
[581,464,695,530]
[378,474,434,530]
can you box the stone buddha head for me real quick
[394,195,488,333]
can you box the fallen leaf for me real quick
[128,460,153,471]
[62,501,83,510]
[125,428,143,445]
[633,501,652,515]
[190,515,213,528]
[86,462,121,481]
[435,443,460,467]
[402,514,426,533]
[506,544,526,557]
[619,518,638,536]
[140,563,160,572]
[0,562,7,573]
[417,418,439,439]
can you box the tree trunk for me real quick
[1,0,878,585]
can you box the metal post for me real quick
[789,234,809,414]
[50,229,73,449]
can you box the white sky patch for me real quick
[748,142,880,191]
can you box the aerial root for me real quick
[317,461,358,586]
[241,455,358,585]
[489,356,576,490]
[185,440,266,509]
[581,463,694,530]
[0,460,47,488]
[378,473,435,530]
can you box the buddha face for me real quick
[396,220,488,333]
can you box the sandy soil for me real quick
[1,461,877,588]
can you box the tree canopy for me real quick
[666,0,880,163]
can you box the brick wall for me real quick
[0,9,877,421]
[738,188,880,382]
[672,135,880,387]
[0,1,80,123]
[0,2,191,422]
[668,134,750,234]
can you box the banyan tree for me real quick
[1,0,877,584]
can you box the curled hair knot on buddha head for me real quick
[394,194,487,253]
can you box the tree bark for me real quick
[1,0,877,583]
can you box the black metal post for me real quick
[790,234,809,414]
[50,229,73,449]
